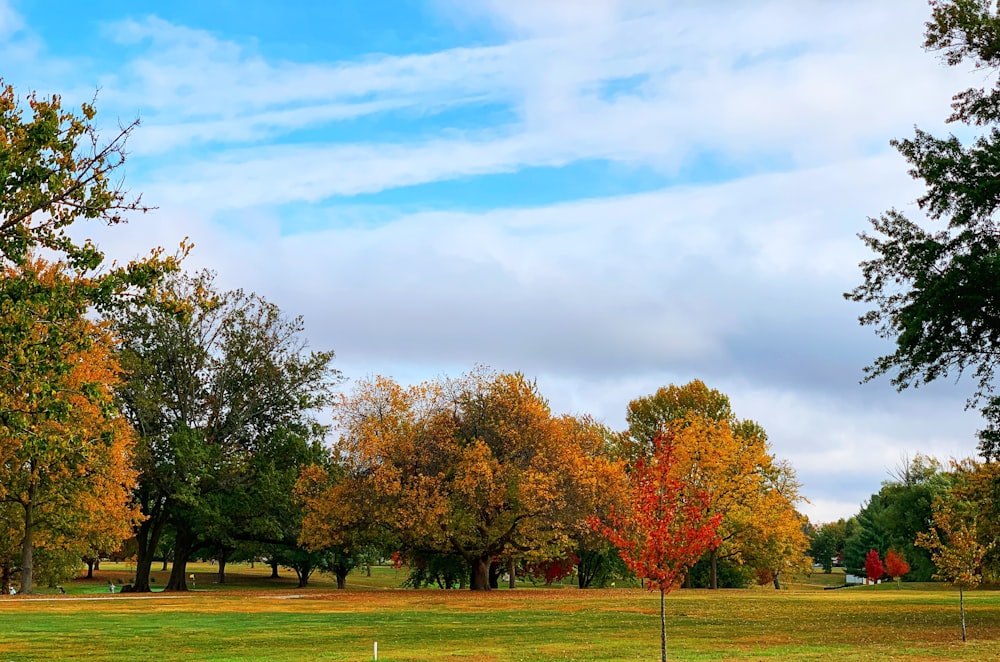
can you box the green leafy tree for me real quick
[0,80,149,268]
[845,0,1000,459]
[844,456,950,582]
[843,497,890,577]
[878,455,951,581]
[809,521,848,573]
[111,270,339,592]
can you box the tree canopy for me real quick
[319,368,621,591]
[846,0,1000,459]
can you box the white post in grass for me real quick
[374,641,378,660]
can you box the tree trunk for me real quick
[488,560,499,589]
[294,562,313,588]
[508,558,516,589]
[270,559,280,578]
[216,551,228,584]
[165,529,194,591]
[85,558,96,579]
[660,587,667,662]
[772,571,781,591]
[20,484,35,595]
[1,560,10,595]
[960,586,967,642]
[335,565,348,590]
[133,511,166,593]
[469,557,491,591]
[709,549,718,590]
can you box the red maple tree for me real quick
[590,431,722,662]
[883,548,910,587]
[865,549,884,584]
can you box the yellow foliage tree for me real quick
[916,499,995,642]
[627,381,808,589]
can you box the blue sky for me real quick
[1,0,988,521]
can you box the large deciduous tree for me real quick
[111,270,339,592]
[590,431,722,662]
[0,259,139,594]
[0,80,177,592]
[323,369,610,591]
[950,457,1000,579]
[845,0,1000,459]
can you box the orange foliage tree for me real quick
[590,431,722,662]
[0,259,139,594]
[313,368,614,591]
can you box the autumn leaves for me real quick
[298,374,808,596]
[298,370,622,591]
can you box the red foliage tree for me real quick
[590,432,722,662]
[527,553,579,586]
[865,549,884,584]
[884,548,910,587]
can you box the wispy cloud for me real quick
[93,4,965,210]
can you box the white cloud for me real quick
[48,1,994,525]
[87,2,966,207]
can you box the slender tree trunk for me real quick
[960,586,967,642]
[660,587,667,662]
[0,561,10,595]
[709,549,718,590]
[469,557,491,591]
[165,529,194,591]
[488,560,499,589]
[772,571,781,590]
[270,559,280,578]
[20,484,35,595]
[216,551,228,585]
[508,558,516,589]
[85,558,96,579]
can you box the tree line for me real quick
[0,80,810,594]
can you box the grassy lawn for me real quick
[0,567,997,660]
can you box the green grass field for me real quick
[0,565,997,660]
